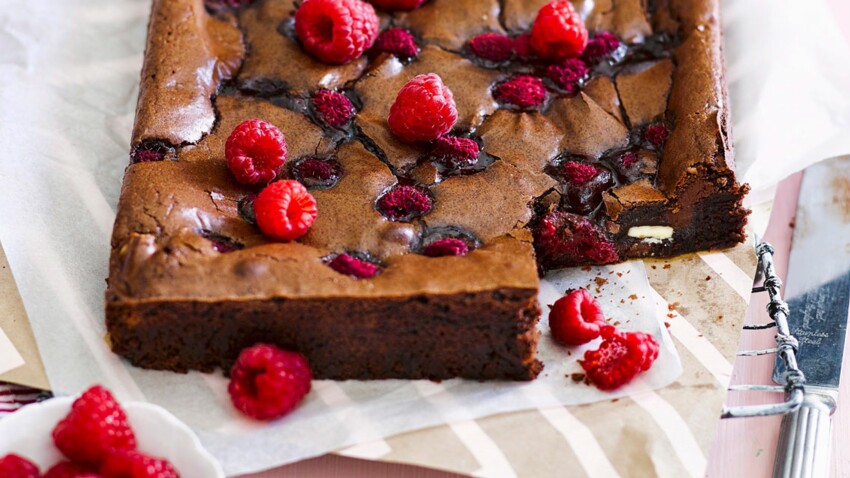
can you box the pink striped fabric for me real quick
[0,382,48,417]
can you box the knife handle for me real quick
[773,391,836,478]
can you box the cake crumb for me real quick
[570,373,586,383]
[628,294,638,300]
[706,275,712,281]
[663,264,671,269]
[668,302,680,311]
[616,272,623,277]
[664,321,671,328]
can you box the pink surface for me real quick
[709,172,850,478]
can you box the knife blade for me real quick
[772,155,850,478]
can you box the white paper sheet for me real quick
[1,0,848,475]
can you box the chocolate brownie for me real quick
[107,0,748,380]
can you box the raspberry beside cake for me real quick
[106,0,748,380]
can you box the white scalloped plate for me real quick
[0,396,223,477]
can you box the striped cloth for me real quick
[0,383,49,418]
[312,243,758,478]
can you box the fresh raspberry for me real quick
[582,32,621,63]
[99,451,179,478]
[530,1,588,60]
[44,462,101,478]
[580,326,659,390]
[549,289,607,346]
[467,33,514,63]
[562,161,600,185]
[373,28,419,60]
[0,454,40,478]
[533,210,619,268]
[368,0,427,11]
[645,123,670,146]
[620,151,639,167]
[545,58,588,94]
[388,74,457,143]
[512,32,534,59]
[225,119,288,185]
[311,90,355,127]
[328,253,382,278]
[292,156,342,189]
[376,185,432,221]
[423,238,469,257]
[229,344,312,420]
[431,135,479,168]
[493,76,546,110]
[254,180,318,241]
[295,0,379,64]
[51,385,136,469]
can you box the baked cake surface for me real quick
[106,0,748,380]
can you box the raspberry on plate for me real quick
[548,289,607,346]
[311,90,355,127]
[493,76,546,110]
[51,385,137,469]
[328,253,382,278]
[580,326,659,390]
[99,450,179,478]
[373,28,419,60]
[254,180,318,241]
[228,344,313,420]
[0,454,41,478]
[530,1,588,60]
[295,0,379,64]
[225,119,288,185]
[44,462,102,478]
[367,0,427,11]
[388,74,457,143]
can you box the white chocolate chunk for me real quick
[627,225,674,241]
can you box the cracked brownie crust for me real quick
[107,0,748,380]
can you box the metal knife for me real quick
[773,156,850,478]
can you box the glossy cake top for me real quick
[110,0,742,302]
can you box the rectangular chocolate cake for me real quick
[106,0,748,380]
